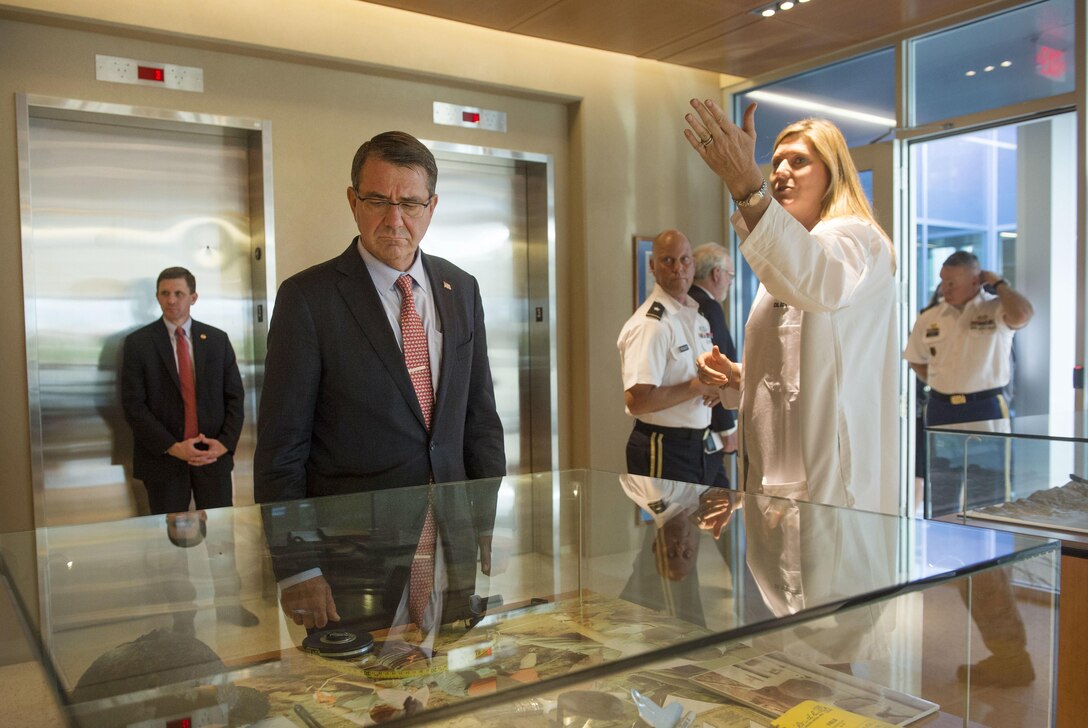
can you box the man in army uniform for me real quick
[617,229,724,486]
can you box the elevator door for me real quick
[21,105,267,526]
[424,153,550,475]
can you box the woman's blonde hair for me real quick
[774,118,895,266]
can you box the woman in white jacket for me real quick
[684,100,899,517]
[683,101,900,666]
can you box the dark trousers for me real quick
[144,466,233,515]
[626,421,725,487]
[924,392,1008,429]
[924,392,1009,516]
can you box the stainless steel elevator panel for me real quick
[18,96,273,526]
[425,147,556,477]
[424,144,557,565]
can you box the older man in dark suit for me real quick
[689,243,738,487]
[254,131,506,628]
[122,267,244,514]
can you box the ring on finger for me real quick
[700,135,714,147]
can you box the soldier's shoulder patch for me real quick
[646,301,666,320]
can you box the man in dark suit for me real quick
[254,131,506,628]
[689,243,738,486]
[122,267,245,514]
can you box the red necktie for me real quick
[395,274,434,428]
[396,274,437,628]
[175,327,199,439]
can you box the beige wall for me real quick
[0,0,732,533]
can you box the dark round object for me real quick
[303,628,375,659]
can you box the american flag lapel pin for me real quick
[443,281,452,290]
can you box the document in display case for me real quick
[0,470,1060,727]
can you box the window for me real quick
[910,113,1077,416]
[911,0,1075,126]
[735,48,896,165]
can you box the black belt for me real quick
[928,387,1003,405]
[634,420,707,441]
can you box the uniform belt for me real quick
[928,387,1003,405]
[634,420,707,441]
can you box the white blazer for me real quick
[731,201,900,516]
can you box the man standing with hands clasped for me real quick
[618,229,725,488]
[122,267,244,515]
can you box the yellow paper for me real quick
[771,700,897,728]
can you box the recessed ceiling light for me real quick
[965,70,976,77]
[1001,60,1012,67]
[752,0,810,17]
[984,65,995,72]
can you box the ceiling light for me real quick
[1001,60,1012,67]
[984,65,995,72]
[746,89,896,127]
[751,0,810,17]
[965,70,977,77]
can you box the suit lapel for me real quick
[335,242,428,429]
[191,321,208,400]
[154,319,182,392]
[424,255,459,430]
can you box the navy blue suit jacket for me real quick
[121,318,244,489]
[689,285,737,434]
[254,241,506,502]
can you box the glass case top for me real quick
[927,410,1088,442]
[0,470,1058,726]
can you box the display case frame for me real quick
[0,470,1062,727]
[927,412,1087,727]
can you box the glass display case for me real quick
[0,470,1060,727]
[927,411,1088,728]
[926,411,1088,544]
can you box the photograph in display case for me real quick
[690,651,938,726]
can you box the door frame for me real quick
[421,140,558,475]
[15,93,277,528]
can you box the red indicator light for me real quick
[165,718,192,728]
[1035,45,1066,81]
[137,65,165,82]
[462,111,480,124]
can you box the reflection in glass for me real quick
[911,0,1075,126]
[0,471,1059,727]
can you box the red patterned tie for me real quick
[175,327,199,439]
[397,274,437,628]
[395,274,434,428]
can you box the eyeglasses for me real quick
[353,189,433,219]
[721,267,736,280]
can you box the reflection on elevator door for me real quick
[426,157,530,474]
[23,112,261,525]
